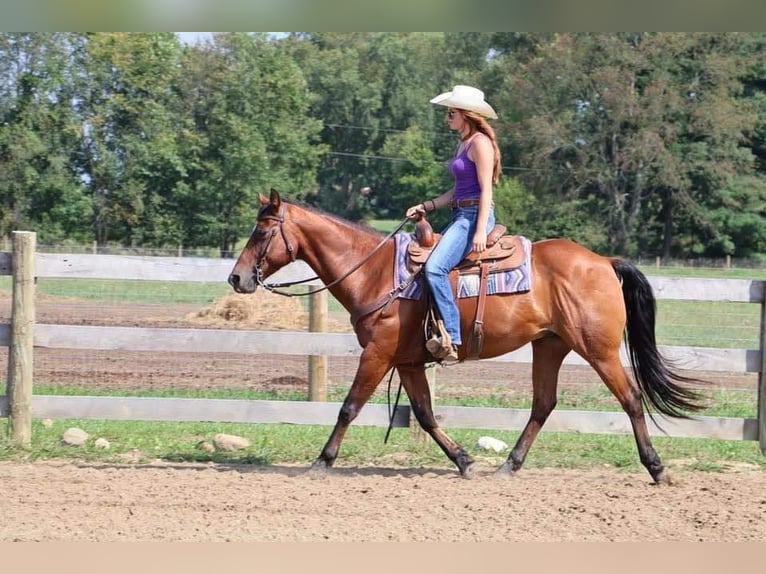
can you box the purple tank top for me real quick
[449,139,481,202]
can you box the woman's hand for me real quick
[472,229,487,253]
[405,203,426,219]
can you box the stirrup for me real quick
[425,336,448,358]
[425,319,453,359]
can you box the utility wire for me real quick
[325,150,544,172]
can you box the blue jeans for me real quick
[424,205,495,346]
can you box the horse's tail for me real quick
[611,258,706,419]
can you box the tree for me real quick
[502,33,766,257]
[176,33,322,255]
[75,32,186,247]
[0,33,90,242]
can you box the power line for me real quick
[325,150,543,172]
[324,122,451,139]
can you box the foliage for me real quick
[1,32,765,260]
[497,32,766,258]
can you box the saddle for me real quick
[406,216,526,361]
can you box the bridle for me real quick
[252,203,300,293]
[252,202,411,298]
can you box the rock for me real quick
[196,440,216,453]
[94,438,110,449]
[212,433,251,452]
[475,436,508,453]
[61,427,88,446]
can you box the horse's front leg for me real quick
[311,345,392,473]
[397,364,475,478]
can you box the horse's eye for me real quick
[253,227,267,239]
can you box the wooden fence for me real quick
[2,230,765,453]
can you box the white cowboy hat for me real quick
[430,85,498,119]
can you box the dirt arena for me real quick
[1,460,764,542]
[1,291,764,541]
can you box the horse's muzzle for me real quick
[228,273,243,292]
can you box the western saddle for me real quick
[406,215,525,361]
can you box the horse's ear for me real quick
[258,193,269,206]
[269,188,281,210]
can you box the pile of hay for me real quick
[187,291,309,330]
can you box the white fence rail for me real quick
[2,231,765,451]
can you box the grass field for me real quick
[1,259,764,471]
[2,270,763,348]
[1,415,764,472]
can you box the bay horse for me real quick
[228,189,705,484]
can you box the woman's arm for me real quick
[405,188,455,219]
[468,134,494,252]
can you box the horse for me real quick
[228,189,705,484]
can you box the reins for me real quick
[383,368,403,444]
[255,205,409,443]
[256,214,413,297]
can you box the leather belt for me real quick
[451,198,480,208]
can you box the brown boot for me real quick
[442,344,460,364]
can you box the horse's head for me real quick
[228,189,297,294]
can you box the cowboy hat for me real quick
[430,85,498,119]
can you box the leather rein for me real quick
[253,204,412,298]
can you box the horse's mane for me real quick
[283,198,387,239]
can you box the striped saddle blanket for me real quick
[393,232,532,300]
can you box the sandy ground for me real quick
[1,291,764,541]
[1,460,764,542]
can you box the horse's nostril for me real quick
[228,274,239,288]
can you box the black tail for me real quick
[611,259,706,419]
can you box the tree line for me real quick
[1,32,764,259]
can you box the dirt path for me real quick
[1,460,764,542]
[2,292,763,542]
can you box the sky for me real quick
[176,32,214,44]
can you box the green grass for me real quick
[0,277,231,305]
[656,299,760,348]
[1,417,763,472]
[640,265,766,280]
[1,379,752,471]
[366,218,411,234]
[1,262,764,472]
[3,268,762,345]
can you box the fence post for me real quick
[6,231,36,448]
[308,286,328,401]
[758,283,766,454]
[409,364,436,443]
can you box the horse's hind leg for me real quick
[497,336,570,477]
[397,364,475,478]
[312,345,392,473]
[590,354,669,484]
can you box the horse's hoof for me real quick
[652,469,674,486]
[459,462,476,480]
[493,462,517,480]
[307,459,330,478]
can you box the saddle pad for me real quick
[394,233,426,300]
[393,233,532,300]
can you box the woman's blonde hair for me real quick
[462,110,501,183]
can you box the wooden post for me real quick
[307,286,328,401]
[758,282,766,454]
[409,364,436,443]
[6,231,36,448]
